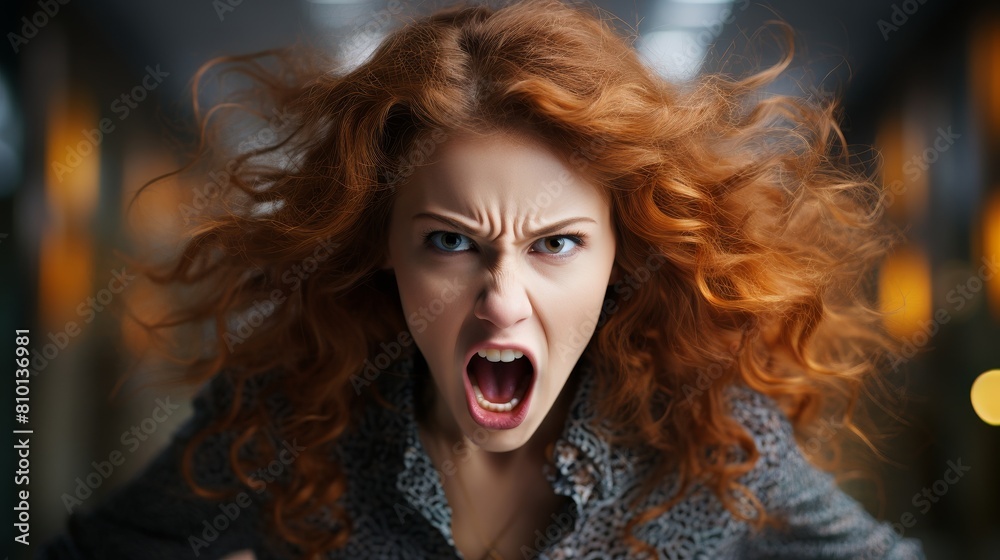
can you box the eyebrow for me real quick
[411,212,597,238]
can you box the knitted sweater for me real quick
[38,357,925,559]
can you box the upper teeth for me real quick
[477,349,525,362]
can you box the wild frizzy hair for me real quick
[130,0,907,557]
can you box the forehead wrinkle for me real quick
[450,189,540,243]
[416,132,602,242]
[449,173,576,243]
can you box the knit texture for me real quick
[38,357,926,559]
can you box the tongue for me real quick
[469,355,531,403]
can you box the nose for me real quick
[473,255,532,330]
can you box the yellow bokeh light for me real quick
[971,369,1000,426]
[45,94,100,225]
[40,91,101,330]
[972,369,1000,426]
[983,191,1000,318]
[879,246,932,339]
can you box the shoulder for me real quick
[718,384,857,516]
[724,383,796,450]
[717,384,927,559]
[716,382,836,514]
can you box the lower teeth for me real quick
[471,379,521,412]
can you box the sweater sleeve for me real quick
[35,373,274,560]
[729,386,926,560]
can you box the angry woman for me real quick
[41,0,926,558]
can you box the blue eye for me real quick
[421,230,587,257]
[425,231,474,252]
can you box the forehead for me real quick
[398,130,607,217]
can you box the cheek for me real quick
[400,269,464,313]
[395,270,470,350]
[397,273,433,313]
[564,255,612,301]
[393,253,440,309]
[545,263,612,362]
[393,242,475,316]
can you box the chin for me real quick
[464,421,536,453]
[453,391,552,453]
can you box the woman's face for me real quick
[384,129,616,452]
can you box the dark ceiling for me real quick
[64,0,957,102]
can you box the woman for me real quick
[41,0,926,558]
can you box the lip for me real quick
[462,340,538,430]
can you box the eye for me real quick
[531,234,584,256]
[421,229,588,257]
[424,231,474,252]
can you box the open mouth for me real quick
[463,348,535,429]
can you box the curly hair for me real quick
[129,0,906,557]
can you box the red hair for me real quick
[131,0,905,557]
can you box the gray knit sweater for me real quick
[38,357,926,559]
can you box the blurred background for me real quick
[2,0,999,558]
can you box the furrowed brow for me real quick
[412,212,596,237]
